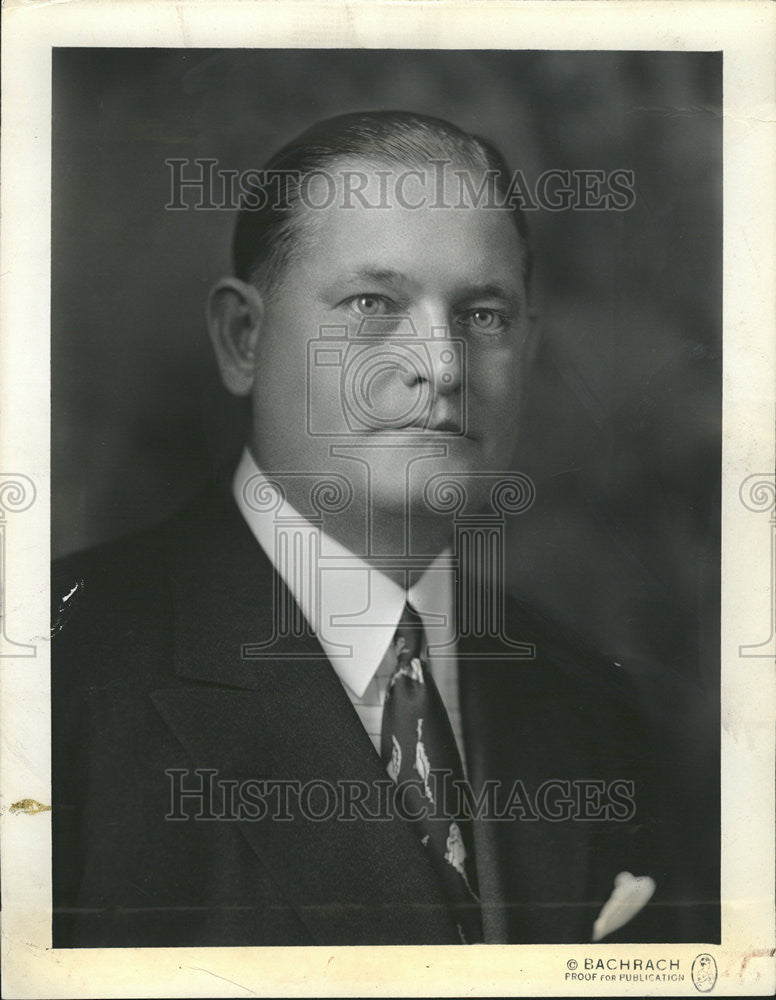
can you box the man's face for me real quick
[247,162,534,518]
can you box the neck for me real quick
[244,444,455,586]
[323,496,454,588]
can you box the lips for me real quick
[401,417,461,433]
[384,416,472,437]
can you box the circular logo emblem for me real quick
[342,344,432,430]
[691,953,718,993]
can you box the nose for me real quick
[395,306,462,397]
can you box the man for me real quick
[52,111,718,947]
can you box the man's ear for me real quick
[206,278,264,397]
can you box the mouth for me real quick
[385,417,474,438]
[400,417,458,431]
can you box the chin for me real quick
[368,449,486,517]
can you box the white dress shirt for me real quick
[232,448,464,767]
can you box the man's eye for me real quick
[459,308,508,334]
[346,294,394,317]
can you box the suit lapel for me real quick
[458,602,628,944]
[151,482,459,945]
[459,597,663,945]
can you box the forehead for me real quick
[293,161,526,293]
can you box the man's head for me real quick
[208,110,537,524]
[230,110,533,294]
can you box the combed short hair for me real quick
[232,110,532,294]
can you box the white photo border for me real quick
[1,1,774,997]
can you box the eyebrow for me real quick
[454,282,520,303]
[331,268,410,287]
[317,268,411,303]
[320,270,523,305]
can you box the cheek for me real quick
[253,304,317,399]
[469,347,524,415]
[249,324,309,442]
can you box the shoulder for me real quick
[52,525,168,640]
[50,474,234,640]
[502,591,714,753]
[502,593,639,708]
[50,474,249,685]
[51,526,176,704]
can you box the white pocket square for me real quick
[592,871,656,942]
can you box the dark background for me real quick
[52,49,721,691]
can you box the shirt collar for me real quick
[232,448,453,698]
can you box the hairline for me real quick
[247,153,531,300]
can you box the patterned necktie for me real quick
[380,602,483,943]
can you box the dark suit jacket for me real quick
[52,477,719,947]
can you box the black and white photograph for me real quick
[50,46,721,949]
[1,2,774,997]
